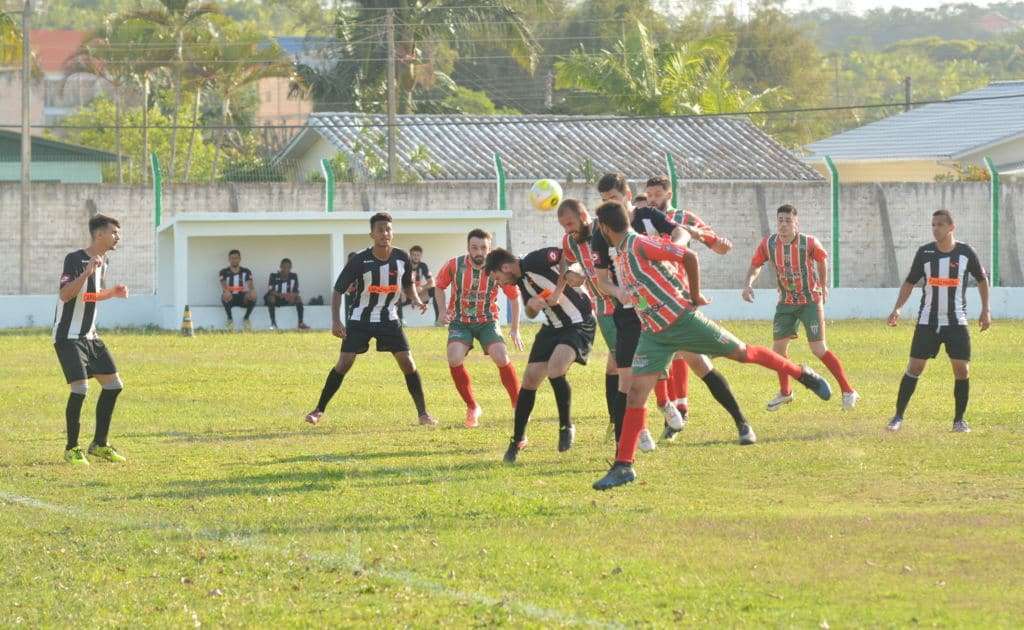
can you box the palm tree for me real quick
[293,0,540,114]
[1,10,23,67]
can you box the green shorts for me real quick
[631,310,742,376]
[773,303,825,342]
[596,314,617,354]
[448,321,504,354]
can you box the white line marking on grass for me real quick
[1,490,619,629]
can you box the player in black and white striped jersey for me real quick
[484,246,596,462]
[306,212,436,428]
[52,214,129,465]
[886,209,992,433]
[264,258,309,331]
[219,249,256,331]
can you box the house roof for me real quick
[30,29,87,74]
[0,130,119,162]
[805,81,1024,162]
[272,36,336,68]
[278,112,822,181]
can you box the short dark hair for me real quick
[484,248,516,274]
[88,213,120,237]
[633,194,648,205]
[280,258,292,266]
[645,176,670,191]
[597,172,629,196]
[556,198,586,217]
[410,245,423,254]
[776,204,797,216]
[369,212,392,230]
[933,209,954,224]
[228,249,241,257]
[596,201,629,232]
[467,228,492,243]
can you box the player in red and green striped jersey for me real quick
[742,204,859,412]
[591,201,832,490]
[435,229,524,429]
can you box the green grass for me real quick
[1,321,1022,628]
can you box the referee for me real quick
[886,209,992,432]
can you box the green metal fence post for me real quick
[666,153,678,205]
[824,156,840,288]
[320,158,335,213]
[983,156,1001,287]
[493,153,507,212]
[150,152,162,228]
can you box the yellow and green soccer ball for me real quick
[529,179,563,212]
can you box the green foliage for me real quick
[441,86,519,115]
[311,128,442,184]
[935,162,992,183]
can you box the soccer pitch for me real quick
[1,321,1021,627]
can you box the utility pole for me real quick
[385,8,398,184]
[544,70,553,110]
[20,0,32,294]
[904,76,912,112]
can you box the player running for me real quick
[53,213,129,465]
[885,209,991,433]
[305,212,435,427]
[743,204,859,411]
[590,202,832,490]
[484,246,596,463]
[435,229,524,428]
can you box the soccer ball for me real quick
[529,179,562,212]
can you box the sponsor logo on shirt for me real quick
[368,284,399,294]
[927,277,960,287]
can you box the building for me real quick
[805,81,1024,182]
[0,130,119,183]
[255,37,335,152]
[276,112,824,183]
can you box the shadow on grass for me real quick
[679,429,861,448]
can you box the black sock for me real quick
[895,372,919,418]
[604,373,618,423]
[316,368,345,412]
[222,301,233,320]
[94,387,122,447]
[404,370,428,416]
[65,392,85,450]
[954,378,969,422]
[266,300,277,326]
[702,370,747,429]
[429,288,440,320]
[244,301,255,319]
[513,388,537,443]
[295,301,305,324]
[613,390,627,442]
[549,376,572,429]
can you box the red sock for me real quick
[615,407,646,464]
[743,345,803,379]
[820,351,853,393]
[449,365,477,409]
[777,351,792,396]
[498,362,520,408]
[654,378,670,407]
[671,359,689,409]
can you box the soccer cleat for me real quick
[64,447,89,466]
[464,406,482,429]
[952,419,971,433]
[224,319,235,331]
[738,424,757,445]
[297,323,311,331]
[660,424,681,442]
[268,324,278,331]
[503,439,527,464]
[304,409,323,425]
[796,367,832,401]
[558,425,575,452]
[842,391,860,410]
[660,403,684,431]
[243,319,253,332]
[638,428,657,453]
[766,391,794,412]
[418,413,438,427]
[88,443,126,463]
[887,416,903,432]
[592,462,637,490]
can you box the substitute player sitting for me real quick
[435,229,524,428]
[485,246,596,463]
[264,257,310,331]
[219,249,256,331]
[305,212,436,427]
[742,204,859,412]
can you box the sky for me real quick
[785,0,995,13]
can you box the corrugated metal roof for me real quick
[290,112,822,181]
[805,81,1024,161]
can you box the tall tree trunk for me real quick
[141,75,150,185]
[183,87,201,183]
[168,31,183,182]
[114,84,123,184]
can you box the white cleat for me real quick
[766,391,795,412]
[842,390,860,410]
[660,403,684,431]
[638,428,657,453]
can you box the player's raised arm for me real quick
[59,254,103,303]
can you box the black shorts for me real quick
[528,318,596,366]
[54,338,118,383]
[341,320,410,354]
[223,293,254,308]
[264,293,300,306]
[910,324,971,361]
[613,306,642,368]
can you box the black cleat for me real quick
[887,416,903,432]
[558,425,575,452]
[796,366,832,401]
[592,462,637,491]
[503,439,525,464]
[660,424,682,442]
[952,419,971,433]
[738,423,757,445]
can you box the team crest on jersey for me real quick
[548,249,560,263]
[632,353,649,369]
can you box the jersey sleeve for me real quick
[635,235,690,262]
[592,231,612,269]
[808,236,828,263]
[523,247,561,274]
[434,258,456,290]
[418,262,432,280]
[750,238,770,267]
[291,273,299,291]
[218,267,229,282]
[60,253,81,289]
[400,252,414,288]
[268,273,277,287]
[243,268,254,284]
[904,247,926,284]
[501,284,520,299]
[561,234,577,263]
[646,207,680,236]
[334,257,361,293]
[965,245,988,283]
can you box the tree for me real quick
[1,10,23,67]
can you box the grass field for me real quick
[1,321,1022,628]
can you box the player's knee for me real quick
[489,347,509,366]
[810,342,828,357]
[70,381,88,396]
[102,375,124,391]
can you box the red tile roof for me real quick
[30,30,87,74]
